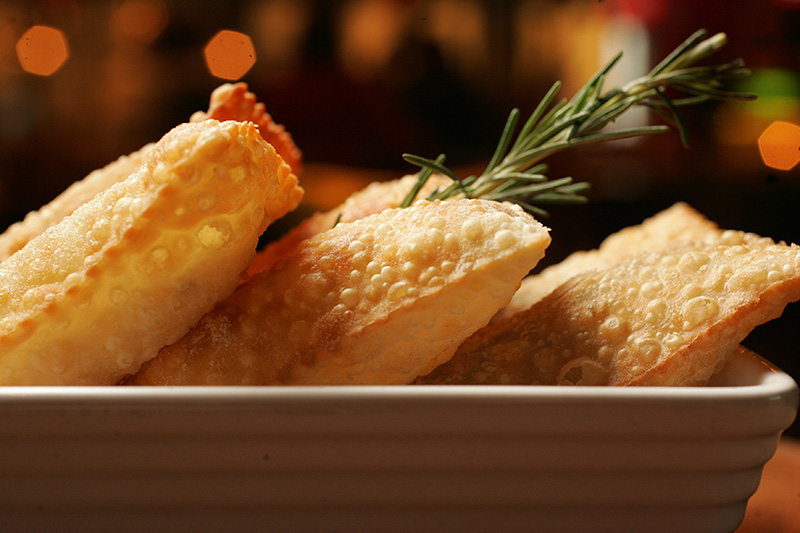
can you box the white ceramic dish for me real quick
[0,346,797,533]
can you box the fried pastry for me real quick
[0,82,302,261]
[0,144,156,260]
[190,82,303,175]
[417,236,800,386]
[125,199,551,386]
[245,173,453,279]
[496,202,731,319]
[0,119,303,385]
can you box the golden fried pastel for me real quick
[417,237,800,386]
[496,202,738,319]
[0,83,302,263]
[0,119,303,385]
[126,199,550,385]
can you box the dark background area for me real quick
[0,0,798,434]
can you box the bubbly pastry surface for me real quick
[0,144,156,261]
[0,119,302,385]
[496,202,726,319]
[417,235,800,386]
[191,82,303,175]
[0,82,301,262]
[245,173,453,279]
[126,199,551,386]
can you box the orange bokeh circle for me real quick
[204,30,256,80]
[16,25,70,76]
[758,121,800,171]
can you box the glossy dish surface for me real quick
[0,346,797,533]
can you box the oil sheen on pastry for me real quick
[0,144,156,260]
[0,119,303,385]
[417,236,800,386]
[126,199,550,385]
[244,173,453,279]
[190,82,303,175]
[496,202,738,319]
[0,82,301,261]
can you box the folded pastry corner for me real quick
[0,81,303,263]
[190,81,303,176]
[0,119,302,385]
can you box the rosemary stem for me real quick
[401,28,755,217]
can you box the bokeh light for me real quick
[338,0,411,80]
[204,30,256,80]
[758,121,800,171]
[16,25,69,76]
[740,68,800,120]
[248,0,310,72]
[110,0,168,47]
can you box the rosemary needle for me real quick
[400,29,756,216]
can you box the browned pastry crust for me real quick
[191,82,303,175]
[496,202,741,320]
[245,173,453,279]
[0,120,303,385]
[0,144,155,260]
[125,199,551,386]
[0,82,302,262]
[417,235,799,387]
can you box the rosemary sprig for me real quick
[400,29,756,217]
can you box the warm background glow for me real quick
[110,0,168,48]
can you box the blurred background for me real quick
[0,0,798,432]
